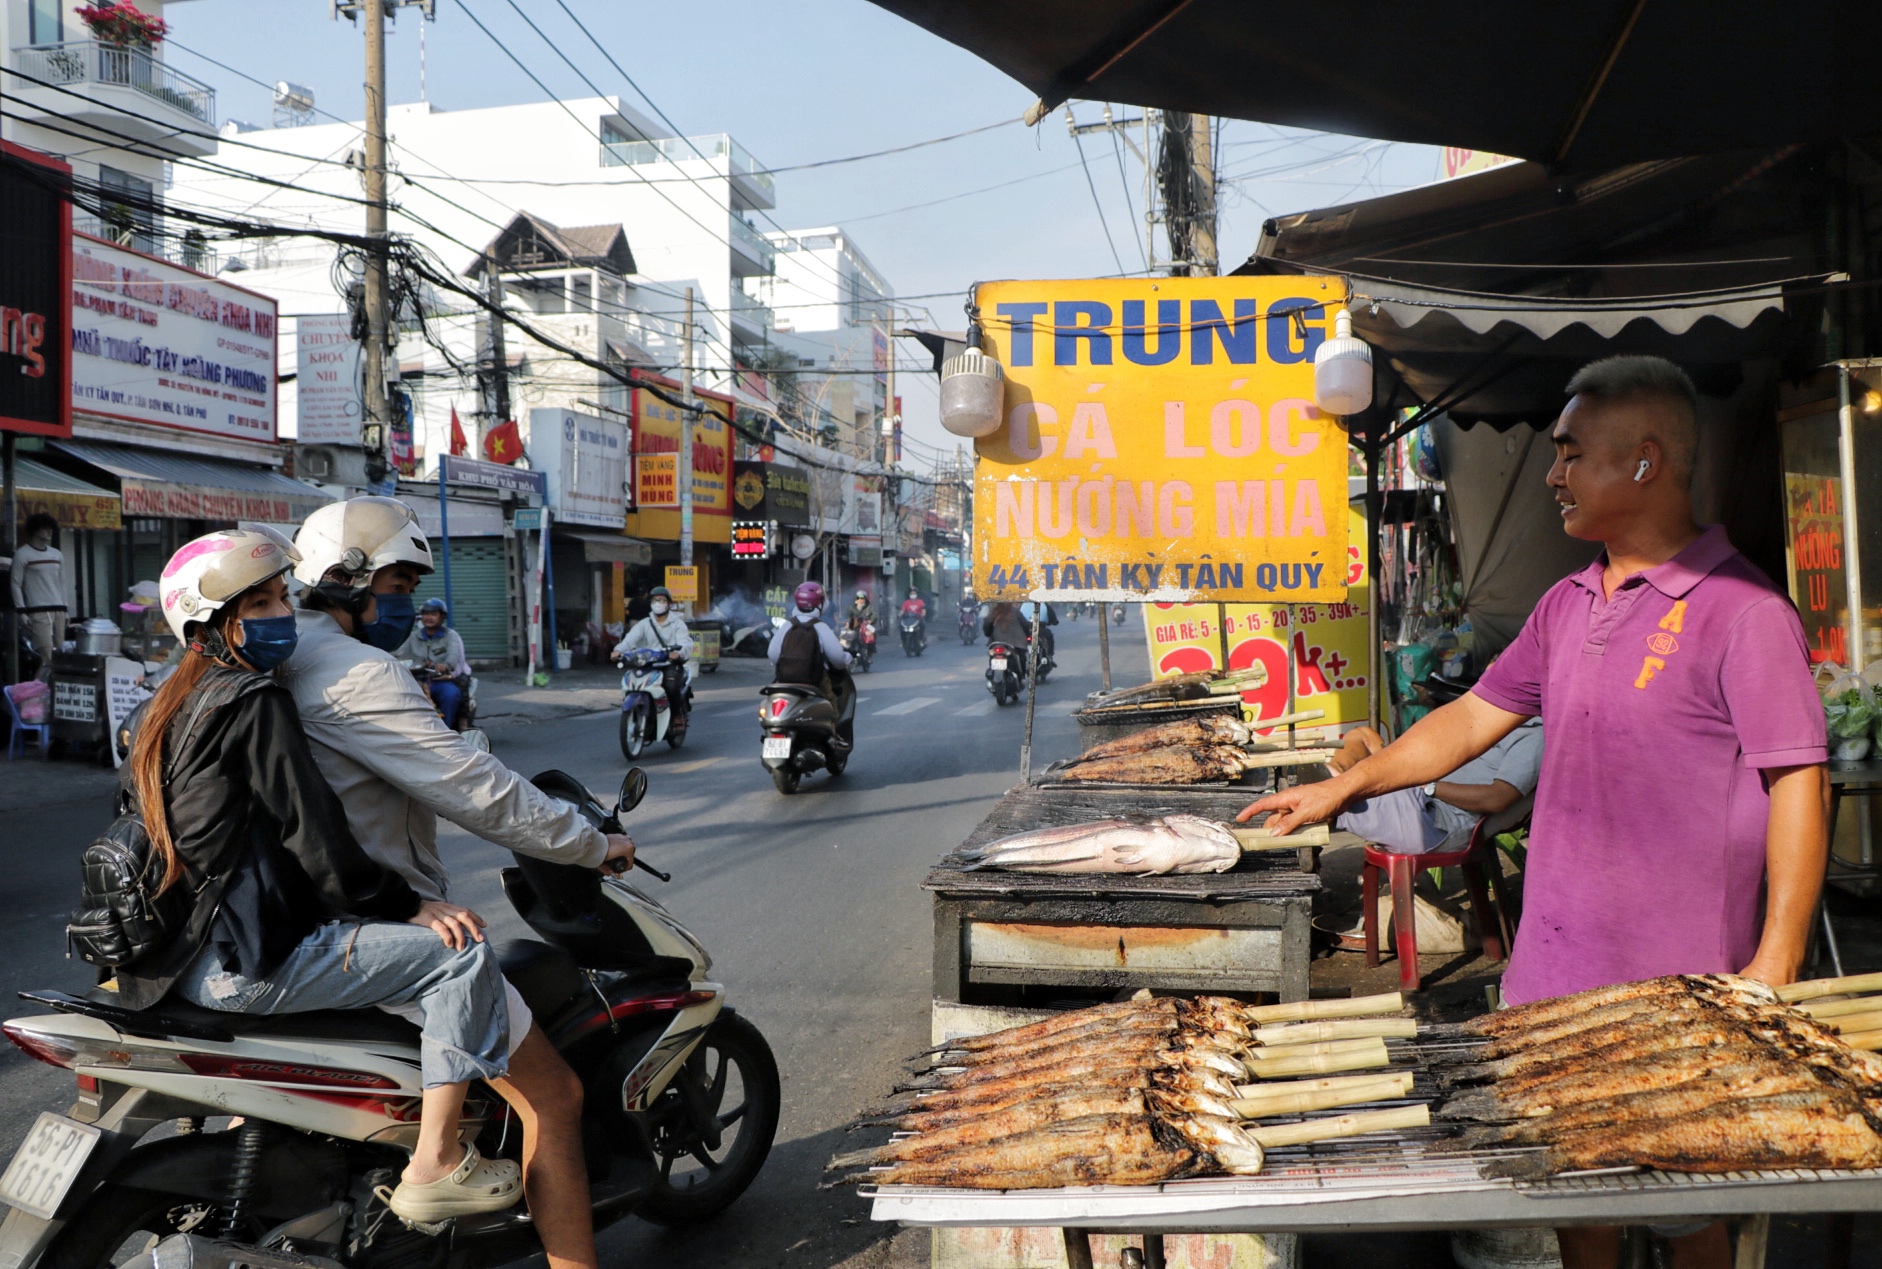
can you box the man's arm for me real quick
[1433,778,1523,817]
[8,560,23,611]
[1239,693,1527,833]
[1739,763,1829,987]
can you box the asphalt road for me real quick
[0,612,1137,1268]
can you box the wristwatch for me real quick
[1422,781,1439,798]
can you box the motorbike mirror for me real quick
[618,768,649,814]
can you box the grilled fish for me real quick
[897,1030,1197,1091]
[869,1059,1240,1120]
[1486,1090,1882,1179]
[842,1112,1253,1189]
[1465,976,1695,1036]
[1460,1061,1828,1146]
[1071,717,1253,763]
[1442,1046,1781,1121]
[925,999,1176,1055]
[919,1011,1182,1069]
[1057,746,1253,785]
[958,814,1241,875]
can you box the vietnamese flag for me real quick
[484,418,522,465]
[449,405,469,456]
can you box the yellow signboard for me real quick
[664,566,699,603]
[637,453,678,508]
[1143,505,1372,740]
[973,277,1349,603]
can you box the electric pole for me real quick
[360,0,390,484]
[679,287,695,575]
[482,255,508,453]
[1189,114,1218,275]
[336,0,432,484]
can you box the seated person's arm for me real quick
[1433,777,1523,817]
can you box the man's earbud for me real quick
[1634,459,1650,483]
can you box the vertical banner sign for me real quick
[526,507,551,682]
[0,142,73,437]
[973,278,1349,602]
[1142,505,1371,738]
[1784,472,1848,665]
[294,314,362,444]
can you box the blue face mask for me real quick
[234,615,299,672]
[362,592,416,651]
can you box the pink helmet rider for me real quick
[793,581,825,613]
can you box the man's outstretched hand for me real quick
[1237,779,1354,836]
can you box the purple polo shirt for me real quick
[1472,525,1826,1005]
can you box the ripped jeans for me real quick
[175,920,511,1089]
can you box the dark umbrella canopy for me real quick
[869,0,1882,168]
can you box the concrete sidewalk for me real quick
[473,651,775,724]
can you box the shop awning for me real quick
[11,457,121,530]
[865,1,1882,170]
[559,529,652,566]
[51,439,334,521]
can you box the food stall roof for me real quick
[865,1,1882,169]
[52,440,333,519]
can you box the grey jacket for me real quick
[281,610,608,900]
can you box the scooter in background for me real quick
[757,679,854,794]
[986,640,1022,706]
[618,646,688,758]
[839,621,875,673]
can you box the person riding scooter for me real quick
[768,581,855,743]
[283,496,633,1269]
[847,589,876,630]
[400,597,473,728]
[615,585,692,728]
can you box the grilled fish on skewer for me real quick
[1464,974,1774,1038]
[1056,746,1254,784]
[1459,1061,1831,1146]
[958,814,1242,875]
[837,1114,1214,1189]
[858,1066,1241,1133]
[870,1052,1244,1118]
[1485,1090,1882,1179]
[922,998,1176,1055]
[1441,1046,1779,1121]
[914,1011,1182,1071]
[1069,717,1253,763]
[896,1030,1236,1092]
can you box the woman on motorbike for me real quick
[125,528,523,1223]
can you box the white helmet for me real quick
[292,496,433,596]
[159,527,300,643]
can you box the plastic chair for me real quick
[1360,794,1531,991]
[4,685,51,760]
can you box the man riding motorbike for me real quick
[767,581,855,743]
[283,497,634,1269]
[129,527,521,1224]
[984,601,1057,670]
[847,588,876,630]
[613,584,692,726]
[400,597,472,728]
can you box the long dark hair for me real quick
[129,604,241,894]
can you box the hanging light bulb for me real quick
[1314,309,1374,416]
[939,345,1005,438]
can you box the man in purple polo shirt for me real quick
[1244,355,1827,1269]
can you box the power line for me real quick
[1071,127,1125,275]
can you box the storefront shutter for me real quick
[414,537,513,664]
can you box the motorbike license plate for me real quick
[989,657,1008,672]
[763,736,792,761]
[0,1113,100,1220]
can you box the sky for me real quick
[163,0,1443,462]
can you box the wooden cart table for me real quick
[928,785,1319,1006]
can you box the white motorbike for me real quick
[616,647,689,759]
[0,770,779,1269]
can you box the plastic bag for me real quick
[1822,673,1878,760]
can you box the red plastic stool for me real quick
[1361,829,1509,992]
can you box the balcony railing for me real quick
[729,288,773,332]
[15,40,216,125]
[728,216,776,275]
[75,212,218,273]
[600,131,776,206]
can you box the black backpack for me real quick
[773,620,827,686]
[66,692,210,970]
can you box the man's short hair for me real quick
[1564,355,1699,486]
[23,513,57,538]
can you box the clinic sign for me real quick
[972,278,1348,602]
[528,406,626,528]
[70,235,278,443]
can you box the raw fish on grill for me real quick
[958,815,1241,874]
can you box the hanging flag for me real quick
[449,405,469,456]
[484,418,523,465]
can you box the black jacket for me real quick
[117,665,421,1008]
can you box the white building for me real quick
[753,227,894,455]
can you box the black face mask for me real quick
[361,592,416,651]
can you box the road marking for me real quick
[855,696,872,704]
[874,696,941,717]
[662,756,729,773]
[953,702,994,716]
